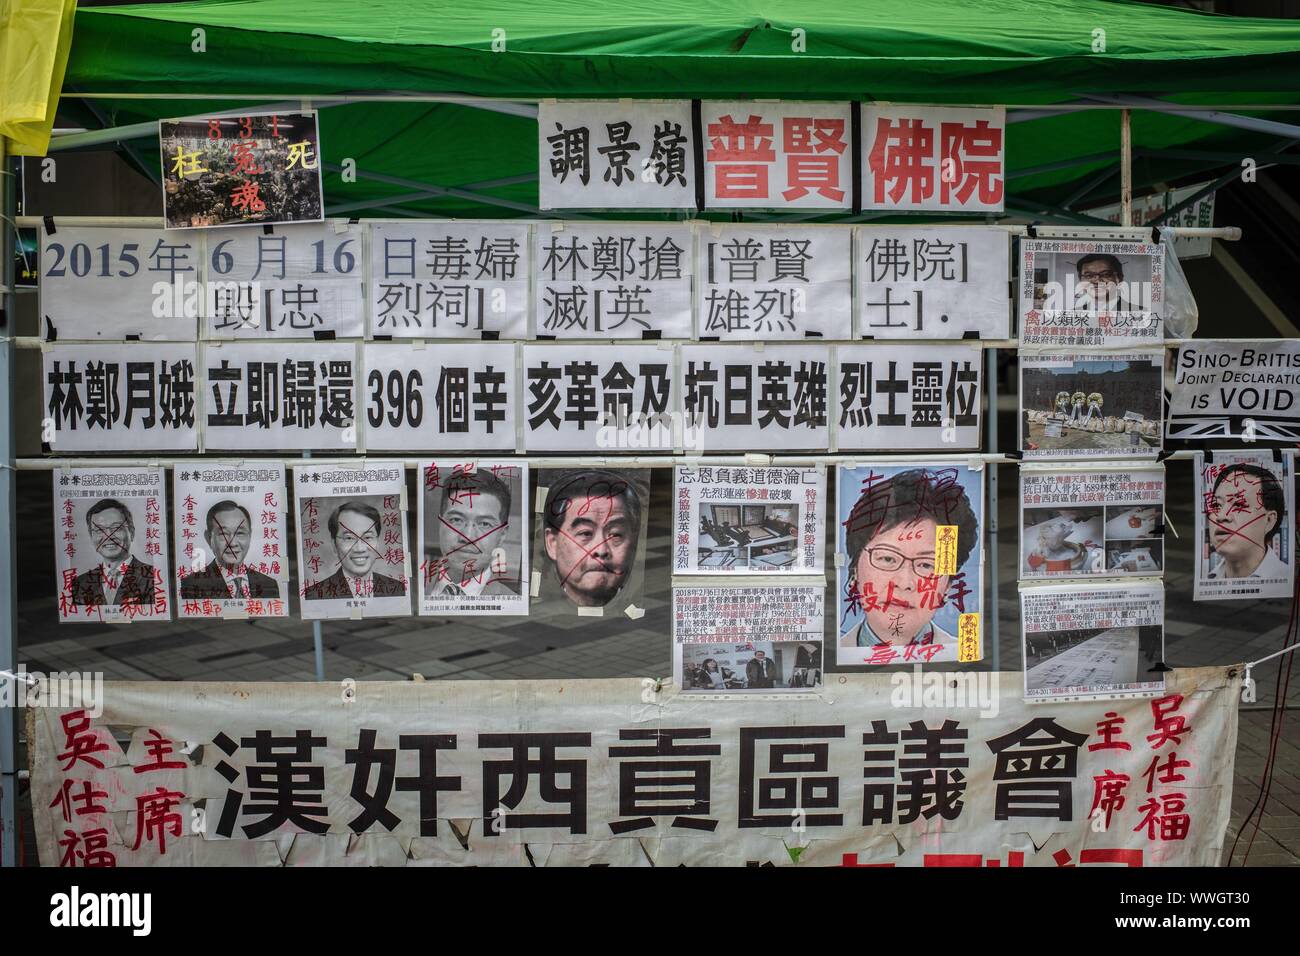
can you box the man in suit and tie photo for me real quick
[180,499,280,601]
[70,498,158,608]
[745,649,778,689]
[430,469,520,599]
[303,500,406,601]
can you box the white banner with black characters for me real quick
[363,343,516,452]
[1194,450,1295,602]
[54,467,171,624]
[1168,341,1300,441]
[702,101,852,210]
[417,460,528,616]
[40,225,200,341]
[203,222,364,339]
[1021,583,1165,703]
[532,223,692,338]
[522,344,675,453]
[539,100,694,210]
[531,468,651,619]
[673,584,825,694]
[680,344,830,452]
[294,463,411,620]
[835,343,982,451]
[203,342,357,451]
[861,106,1005,214]
[673,466,825,575]
[1018,240,1163,347]
[369,221,530,339]
[1019,351,1163,460]
[1019,466,1165,580]
[43,343,198,452]
[855,226,1011,340]
[835,463,984,667]
[696,224,850,340]
[173,464,289,619]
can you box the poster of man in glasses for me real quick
[835,464,984,666]
[1019,239,1163,347]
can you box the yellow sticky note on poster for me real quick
[957,613,982,663]
[934,525,959,576]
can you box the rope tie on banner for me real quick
[0,669,38,686]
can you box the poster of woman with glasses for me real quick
[836,464,985,666]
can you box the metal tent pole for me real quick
[0,136,19,867]
[986,346,1000,672]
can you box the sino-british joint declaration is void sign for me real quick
[30,668,1236,866]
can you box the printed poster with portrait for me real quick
[673,465,825,574]
[1019,466,1165,580]
[1019,351,1163,460]
[417,460,528,616]
[1194,450,1294,601]
[530,467,651,619]
[673,584,825,695]
[835,463,984,666]
[1021,582,1165,703]
[173,464,289,619]
[54,467,171,624]
[1018,239,1163,347]
[294,462,411,620]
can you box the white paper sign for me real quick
[680,344,830,452]
[370,221,530,338]
[533,223,693,338]
[522,344,675,452]
[363,343,517,452]
[202,342,357,450]
[702,101,852,210]
[43,344,199,452]
[203,222,364,338]
[1019,240,1163,346]
[174,463,289,618]
[673,466,825,574]
[836,343,982,451]
[862,106,1005,213]
[1168,341,1300,441]
[1194,450,1294,601]
[697,225,850,339]
[674,585,825,694]
[1021,582,1165,702]
[54,467,172,624]
[40,226,199,340]
[1019,466,1165,580]
[855,226,1010,339]
[1019,351,1163,460]
[539,100,695,209]
[294,462,411,620]
[417,460,529,616]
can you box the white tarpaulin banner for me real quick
[28,668,1237,866]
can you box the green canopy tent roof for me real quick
[50,0,1300,220]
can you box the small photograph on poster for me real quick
[1019,467,1165,579]
[417,461,528,616]
[1019,240,1163,346]
[1194,450,1294,601]
[173,464,289,618]
[294,463,410,620]
[1020,352,1163,459]
[674,583,825,693]
[673,466,825,574]
[532,468,650,616]
[836,463,984,666]
[54,468,171,624]
[1021,583,1165,702]
[160,111,323,229]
